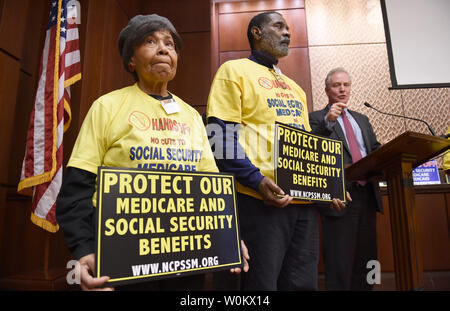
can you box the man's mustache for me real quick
[280,38,290,45]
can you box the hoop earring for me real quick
[128,63,135,72]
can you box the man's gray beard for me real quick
[277,45,289,57]
[260,33,289,58]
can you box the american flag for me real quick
[17,0,81,232]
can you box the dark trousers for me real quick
[321,184,378,290]
[238,193,319,291]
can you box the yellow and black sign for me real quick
[274,122,346,202]
[95,167,243,286]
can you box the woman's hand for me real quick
[78,253,114,291]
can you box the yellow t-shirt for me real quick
[69,84,218,204]
[207,58,311,199]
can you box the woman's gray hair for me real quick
[118,14,181,80]
[325,67,351,88]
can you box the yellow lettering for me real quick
[223,178,232,195]
[203,234,211,249]
[160,175,171,194]
[147,175,160,193]
[172,176,182,194]
[133,174,147,194]
[141,198,151,213]
[104,219,115,236]
[103,173,118,193]
[139,238,149,255]
[200,177,211,194]
[183,176,193,194]
[129,218,138,234]
[130,198,140,213]
[116,218,128,235]
[170,217,178,232]
[151,237,160,254]
[116,198,129,214]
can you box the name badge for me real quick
[273,65,282,75]
[160,98,180,115]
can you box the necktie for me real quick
[341,110,366,186]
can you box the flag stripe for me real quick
[32,30,52,177]
[65,50,80,67]
[19,0,81,232]
[66,27,79,41]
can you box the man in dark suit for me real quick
[309,68,383,290]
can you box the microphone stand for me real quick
[364,102,437,136]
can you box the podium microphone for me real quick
[363,102,437,136]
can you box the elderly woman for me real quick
[56,15,248,291]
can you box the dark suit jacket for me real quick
[309,105,383,216]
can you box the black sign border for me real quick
[274,122,346,203]
[95,166,243,285]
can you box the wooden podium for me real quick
[346,131,450,291]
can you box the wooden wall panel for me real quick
[447,193,450,239]
[282,9,308,48]
[0,52,20,184]
[142,0,210,33]
[8,72,34,185]
[218,12,254,52]
[0,192,71,280]
[18,0,48,75]
[218,0,305,13]
[77,1,106,124]
[278,47,312,111]
[0,0,3,24]
[141,0,211,114]
[78,0,134,124]
[169,32,211,108]
[219,9,307,52]
[116,0,142,20]
[95,3,134,98]
[220,50,251,66]
[0,0,29,58]
[376,191,450,274]
[1,199,44,277]
[377,197,395,272]
[415,194,450,270]
[211,2,219,81]
[0,188,6,274]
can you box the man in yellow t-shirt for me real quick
[207,12,346,290]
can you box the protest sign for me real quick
[95,167,242,286]
[275,122,346,202]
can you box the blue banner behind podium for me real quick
[412,160,441,185]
